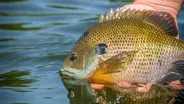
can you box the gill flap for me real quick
[98,9,178,36]
[99,51,137,74]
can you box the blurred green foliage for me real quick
[0,0,25,2]
[0,70,36,87]
[0,23,41,31]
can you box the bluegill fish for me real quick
[61,9,184,86]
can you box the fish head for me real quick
[61,33,107,79]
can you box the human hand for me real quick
[120,0,183,39]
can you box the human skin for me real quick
[91,0,184,92]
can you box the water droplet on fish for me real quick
[116,95,121,104]
[68,90,75,98]
[63,79,66,82]
[96,96,103,103]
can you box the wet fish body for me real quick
[61,9,184,85]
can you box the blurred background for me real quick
[0,0,183,104]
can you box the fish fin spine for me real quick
[98,8,178,36]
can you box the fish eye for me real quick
[69,53,77,61]
[96,43,107,55]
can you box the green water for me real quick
[0,0,184,104]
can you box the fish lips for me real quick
[60,69,75,77]
[60,68,95,80]
[60,68,86,79]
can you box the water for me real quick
[0,0,183,104]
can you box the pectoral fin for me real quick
[99,51,137,74]
[161,63,184,83]
[161,72,183,84]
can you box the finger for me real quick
[90,83,104,89]
[117,80,136,88]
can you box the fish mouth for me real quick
[60,64,75,77]
[60,68,75,77]
[60,58,99,79]
[60,67,91,79]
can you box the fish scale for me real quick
[61,9,184,86]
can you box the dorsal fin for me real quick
[98,8,178,36]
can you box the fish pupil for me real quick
[69,54,77,61]
[96,43,107,55]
